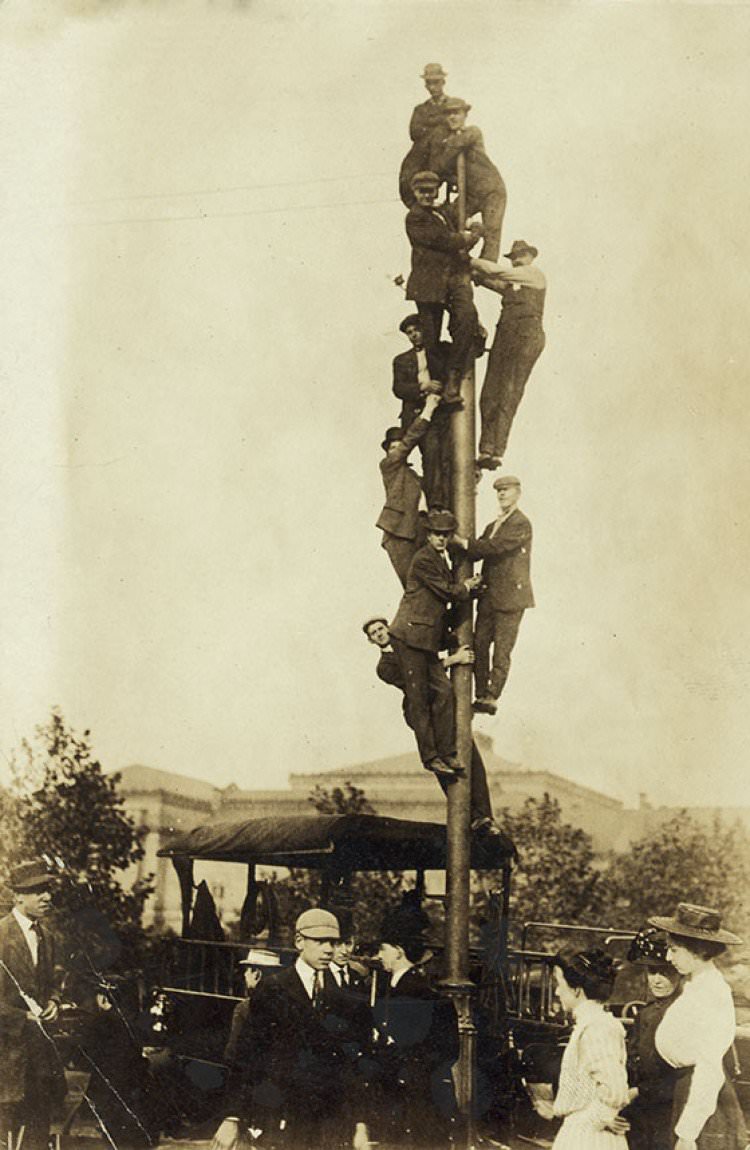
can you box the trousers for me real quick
[479,318,545,459]
[416,275,478,391]
[430,741,493,824]
[382,533,420,588]
[468,185,507,262]
[474,601,525,700]
[420,420,452,509]
[391,638,455,765]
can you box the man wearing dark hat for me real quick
[429,98,507,261]
[391,314,454,509]
[362,617,503,836]
[398,64,464,207]
[389,509,482,778]
[0,859,66,1150]
[453,476,533,715]
[377,390,441,586]
[213,908,368,1150]
[472,241,546,470]
[371,906,459,1146]
[404,170,481,405]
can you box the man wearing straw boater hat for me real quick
[223,947,282,1066]
[0,859,66,1150]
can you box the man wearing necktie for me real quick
[389,508,483,780]
[0,859,66,1150]
[212,908,368,1150]
[453,475,534,715]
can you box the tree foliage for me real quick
[1,709,153,972]
[479,794,602,945]
[599,810,750,936]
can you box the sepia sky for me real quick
[1,0,749,810]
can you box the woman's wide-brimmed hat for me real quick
[648,902,742,945]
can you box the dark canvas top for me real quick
[157,813,515,871]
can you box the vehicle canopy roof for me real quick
[158,813,515,871]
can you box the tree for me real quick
[599,810,750,936]
[2,709,153,973]
[476,794,602,946]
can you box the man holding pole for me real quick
[453,476,534,716]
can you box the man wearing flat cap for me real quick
[398,64,465,207]
[453,476,533,715]
[472,241,547,470]
[0,859,66,1150]
[389,509,482,779]
[404,170,481,407]
[377,390,441,586]
[428,98,507,261]
[213,908,368,1150]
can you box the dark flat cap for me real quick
[410,170,441,190]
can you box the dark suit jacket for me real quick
[405,203,470,304]
[0,912,64,1105]
[430,125,505,203]
[466,508,534,611]
[376,416,428,540]
[390,543,469,652]
[230,964,356,1125]
[391,343,449,428]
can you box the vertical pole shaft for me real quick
[443,150,478,1145]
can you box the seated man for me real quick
[398,63,460,206]
[429,98,507,261]
[363,616,501,837]
[404,170,481,405]
[388,508,482,781]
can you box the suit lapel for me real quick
[4,916,37,997]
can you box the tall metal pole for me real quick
[442,150,478,1146]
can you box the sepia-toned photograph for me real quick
[1,2,749,1148]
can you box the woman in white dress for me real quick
[534,948,631,1150]
[648,903,744,1150]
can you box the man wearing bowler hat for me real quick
[472,241,547,470]
[212,908,368,1150]
[389,508,482,779]
[399,64,463,206]
[0,859,66,1150]
[377,389,441,586]
[429,97,507,261]
[404,170,481,406]
[453,476,534,715]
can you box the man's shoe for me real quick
[440,393,464,411]
[425,758,460,781]
[476,453,496,470]
[489,455,503,470]
[443,755,466,776]
[473,696,498,715]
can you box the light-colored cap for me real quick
[421,63,447,79]
[493,475,521,491]
[239,948,282,967]
[295,908,340,940]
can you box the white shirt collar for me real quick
[390,966,410,989]
[12,908,35,933]
[294,956,318,998]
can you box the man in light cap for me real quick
[428,97,507,261]
[389,509,482,778]
[213,908,368,1150]
[453,476,534,714]
[398,64,466,206]
[472,240,546,470]
[404,170,481,405]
